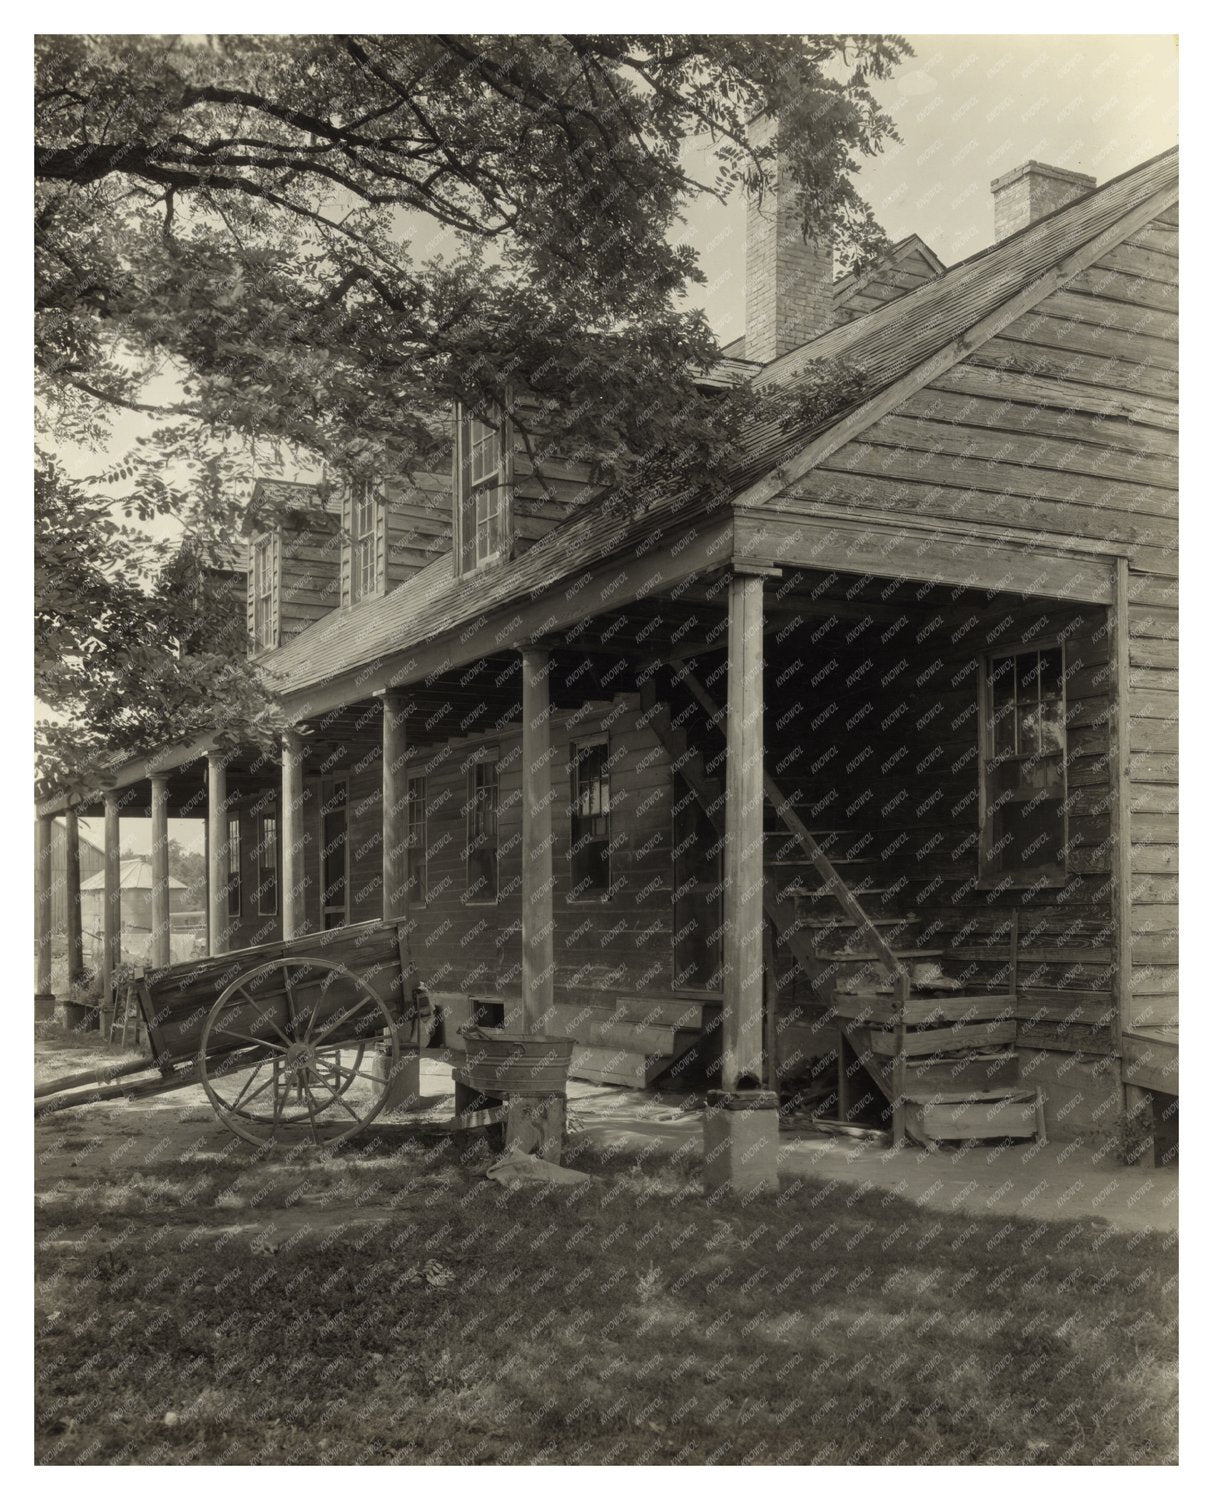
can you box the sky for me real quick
[62,32,1179,855]
[684,33,1178,343]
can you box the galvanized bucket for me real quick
[459,1026,575,1097]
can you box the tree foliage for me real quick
[35,33,909,798]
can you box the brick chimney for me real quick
[990,161,1096,242]
[745,116,834,363]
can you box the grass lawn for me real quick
[36,1107,1177,1465]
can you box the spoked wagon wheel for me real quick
[199,956,400,1148]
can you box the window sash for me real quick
[253,538,274,649]
[459,408,507,572]
[466,754,499,902]
[407,775,427,906]
[351,482,379,602]
[257,812,278,917]
[981,645,1067,882]
[226,816,241,918]
[569,739,611,896]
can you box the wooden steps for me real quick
[904,1090,1044,1147]
[835,992,1015,1026]
[545,996,721,1090]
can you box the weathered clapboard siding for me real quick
[220,691,704,1009]
[278,515,343,645]
[383,473,452,586]
[403,695,682,1001]
[769,201,1178,1063]
[509,396,605,554]
[833,243,942,326]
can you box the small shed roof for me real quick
[79,858,187,893]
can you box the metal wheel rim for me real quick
[199,955,400,1148]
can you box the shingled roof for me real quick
[261,145,1178,707]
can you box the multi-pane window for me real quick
[253,536,274,650]
[321,777,349,929]
[226,816,242,918]
[407,775,427,906]
[257,811,278,918]
[672,793,724,992]
[351,479,380,602]
[458,408,507,573]
[981,645,1067,882]
[569,738,611,897]
[466,752,499,903]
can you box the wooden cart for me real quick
[36,920,424,1147]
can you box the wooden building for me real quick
[36,146,1178,1160]
[79,859,194,968]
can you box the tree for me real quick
[36,34,910,797]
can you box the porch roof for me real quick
[37,145,1176,816]
[260,145,1176,711]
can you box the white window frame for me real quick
[350,479,380,603]
[978,640,1069,888]
[257,810,278,918]
[568,735,611,901]
[456,404,510,575]
[253,535,275,650]
[465,749,500,906]
[226,814,242,919]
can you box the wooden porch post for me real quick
[722,571,765,1090]
[102,792,122,1024]
[64,807,83,984]
[207,752,228,956]
[382,689,409,923]
[281,730,305,941]
[520,647,555,1035]
[149,774,170,969]
[35,815,54,1006]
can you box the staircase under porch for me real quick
[643,661,1046,1148]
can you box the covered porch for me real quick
[36,504,1167,1167]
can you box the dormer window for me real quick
[252,534,276,651]
[350,478,382,603]
[455,404,511,576]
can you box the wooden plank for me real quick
[547,1007,678,1056]
[735,509,1116,606]
[905,380,1177,455]
[835,993,1014,1026]
[568,1044,650,1087]
[869,1019,1015,1057]
[382,690,408,922]
[731,177,1180,509]
[149,776,170,969]
[1122,1031,1179,1094]
[520,648,555,1036]
[281,731,305,941]
[721,573,766,1089]
[869,406,1175,485]
[929,360,1177,431]
[907,1094,1038,1141]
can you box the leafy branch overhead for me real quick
[35,34,908,796]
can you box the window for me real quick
[257,811,278,917]
[980,644,1068,883]
[407,775,428,906]
[226,816,242,918]
[321,776,349,928]
[569,738,611,897]
[466,752,499,903]
[351,479,380,602]
[253,536,275,650]
[457,406,508,574]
